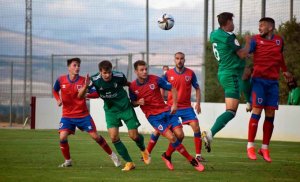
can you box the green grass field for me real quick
[0,129,299,182]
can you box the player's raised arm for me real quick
[236,35,251,59]
[78,74,90,98]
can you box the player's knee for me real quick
[110,136,120,143]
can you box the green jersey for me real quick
[288,87,300,105]
[90,71,132,113]
[210,28,245,74]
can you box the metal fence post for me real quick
[10,62,13,127]
[127,53,133,81]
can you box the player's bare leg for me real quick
[203,98,238,152]
[108,128,135,171]
[58,131,72,167]
[88,131,121,167]
[128,129,150,165]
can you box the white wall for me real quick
[35,98,300,142]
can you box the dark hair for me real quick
[67,57,81,66]
[287,77,297,90]
[174,52,185,58]
[217,12,234,27]
[162,65,169,69]
[259,17,275,30]
[134,60,146,70]
[98,60,112,71]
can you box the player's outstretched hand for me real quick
[283,72,293,82]
[138,98,145,106]
[195,103,201,114]
[85,74,90,88]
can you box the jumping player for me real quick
[146,52,205,162]
[202,12,250,152]
[129,60,204,172]
[79,60,150,171]
[246,17,292,162]
[53,57,120,168]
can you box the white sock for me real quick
[247,142,255,149]
[261,144,268,149]
[196,154,201,157]
[208,130,213,141]
[65,159,72,163]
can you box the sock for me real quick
[60,140,70,160]
[211,110,236,136]
[171,139,193,161]
[134,134,146,151]
[261,144,268,149]
[247,142,255,149]
[262,117,274,146]
[113,140,132,162]
[165,143,176,157]
[248,114,261,143]
[96,136,112,155]
[147,133,160,153]
[194,132,202,155]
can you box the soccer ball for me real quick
[158,13,174,30]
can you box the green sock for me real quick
[134,134,145,151]
[113,140,132,162]
[211,111,235,136]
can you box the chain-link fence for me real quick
[1,0,299,126]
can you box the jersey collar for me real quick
[67,74,79,83]
[173,67,186,75]
[136,76,149,86]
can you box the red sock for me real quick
[175,144,193,161]
[194,132,202,154]
[248,114,260,142]
[165,143,176,156]
[262,118,274,145]
[147,139,157,153]
[60,141,70,160]
[97,136,112,155]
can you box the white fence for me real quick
[35,98,300,142]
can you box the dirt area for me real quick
[0,122,30,129]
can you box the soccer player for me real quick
[241,65,253,112]
[160,65,169,101]
[146,52,205,162]
[53,57,120,168]
[129,60,204,172]
[246,17,292,162]
[79,60,150,171]
[202,12,250,152]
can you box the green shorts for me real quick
[218,73,241,99]
[105,107,140,130]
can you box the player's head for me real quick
[99,60,112,82]
[162,65,169,75]
[67,57,81,75]
[217,12,234,32]
[287,76,297,90]
[134,60,148,80]
[174,52,185,70]
[259,17,275,37]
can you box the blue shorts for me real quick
[147,111,182,135]
[176,107,198,125]
[59,115,97,134]
[251,78,279,110]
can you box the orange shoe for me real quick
[121,162,136,171]
[141,149,151,165]
[161,152,174,170]
[258,148,272,163]
[190,158,205,172]
[247,147,257,160]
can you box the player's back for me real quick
[129,75,169,118]
[210,28,244,74]
[57,75,89,118]
[166,68,198,109]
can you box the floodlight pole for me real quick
[146,0,149,66]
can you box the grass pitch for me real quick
[0,129,299,182]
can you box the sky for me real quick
[0,0,299,57]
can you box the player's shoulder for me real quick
[112,71,125,77]
[57,74,68,82]
[90,72,101,81]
